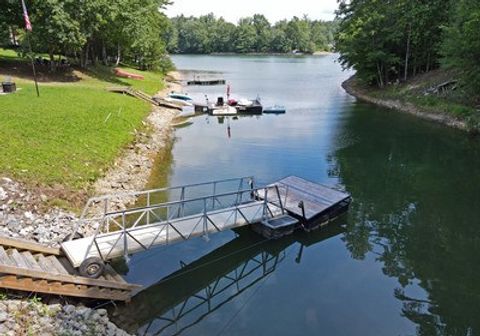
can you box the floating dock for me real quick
[253,176,351,238]
[187,79,226,86]
[0,176,350,301]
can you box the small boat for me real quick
[168,92,193,102]
[263,105,286,114]
[211,105,237,116]
[236,98,263,114]
[165,97,194,106]
[179,105,195,117]
[172,117,193,128]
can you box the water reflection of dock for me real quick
[111,224,345,335]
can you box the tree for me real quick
[252,14,271,52]
[166,14,336,54]
[235,18,256,53]
[29,0,85,68]
[442,0,480,99]
[335,0,452,87]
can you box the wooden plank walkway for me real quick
[267,176,351,221]
[0,237,139,301]
[106,87,183,110]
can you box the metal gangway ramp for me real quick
[62,177,297,278]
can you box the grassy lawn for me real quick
[0,48,165,190]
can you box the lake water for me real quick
[111,55,480,336]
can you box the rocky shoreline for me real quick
[342,76,467,131]
[0,299,131,336]
[0,72,183,335]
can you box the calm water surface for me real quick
[111,55,480,336]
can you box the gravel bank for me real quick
[0,299,131,336]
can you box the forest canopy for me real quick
[0,0,172,71]
[166,14,336,54]
[334,0,480,99]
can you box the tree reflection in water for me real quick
[332,102,480,335]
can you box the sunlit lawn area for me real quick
[0,48,165,189]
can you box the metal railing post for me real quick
[203,198,208,237]
[262,188,269,221]
[275,185,285,214]
[122,212,128,260]
[212,182,217,209]
[147,192,151,225]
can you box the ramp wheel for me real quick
[79,257,105,278]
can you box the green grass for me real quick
[0,48,166,190]
[85,64,166,95]
[0,47,23,60]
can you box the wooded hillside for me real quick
[335,0,480,102]
[166,14,336,54]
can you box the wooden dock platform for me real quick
[0,237,139,301]
[258,176,351,233]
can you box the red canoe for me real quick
[114,68,144,80]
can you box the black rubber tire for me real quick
[79,257,105,279]
[62,232,84,243]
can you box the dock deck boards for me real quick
[268,176,351,221]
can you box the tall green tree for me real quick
[29,0,85,67]
[442,0,480,99]
[335,0,452,87]
[235,17,256,53]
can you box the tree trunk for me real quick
[376,62,384,88]
[102,41,108,65]
[91,45,97,65]
[426,52,431,72]
[82,44,90,68]
[115,44,121,66]
[49,50,56,72]
[10,26,17,46]
[404,23,411,81]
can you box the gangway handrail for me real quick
[86,176,255,204]
[65,184,286,270]
[79,176,255,220]
[72,176,256,243]
[100,185,277,218]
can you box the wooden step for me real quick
[0,247,14,266]
[9,249,29,268]
[46,256,69,275]
[0,236,61,256]
[36,254,53,273]
[21,251,43,271]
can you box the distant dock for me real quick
[187,79,226,86]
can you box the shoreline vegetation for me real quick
[166,14,336,55]
[342,73,479,133]
[334,0,480,134]
[205,51,334,56]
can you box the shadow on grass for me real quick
[0,58,82,83]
